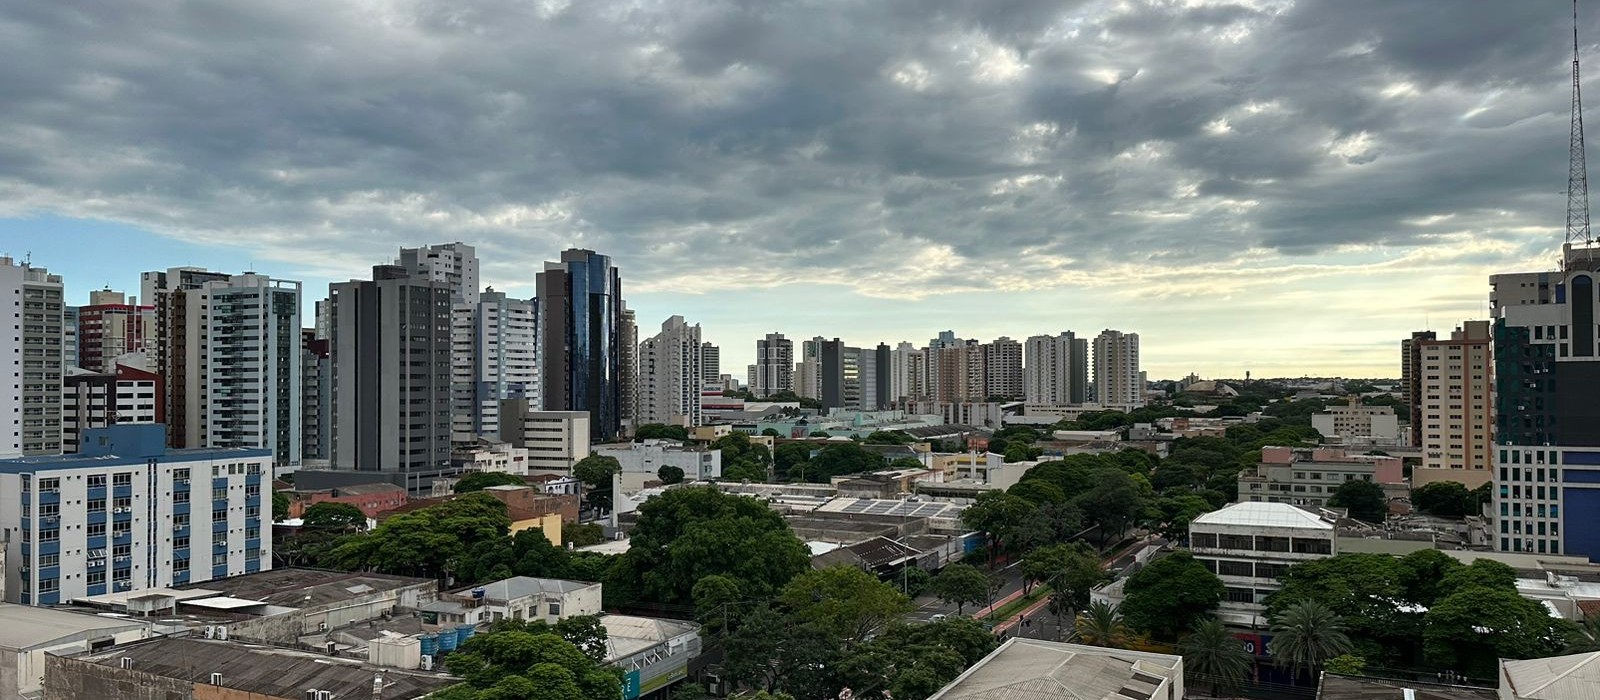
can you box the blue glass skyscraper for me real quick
[537,249,624,442]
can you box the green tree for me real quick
[713,433,774,482]
[1075,468,1147,542]
[1270,599,1354,680]
[804,442,888,482]
[760,428,782,437]
[1397,548,1463,606]
[1008,478,1066,507]
[691,574,743,635]
[635,423,691,441]
[1180,617,1251,697]
[561,522,605,548]
[453,471,526,493]
[614,487,809,604]
[773,442,813,481]
[1328,479,1387,523]
[443,627,621,699]
[1120,550,1224,640]
[271,491,289,522]
[834,618,997,700]
[574,454,622,510]
[1423,585,1573,678]
[1146,493,1214,542]
[959,490,1039,561]
[301,502,366,532]
[1074,601,1131,648]
[657,465,685,484]
[928,563,990,615]
[1020,542,1102,608]
[1324,654,1367,675]
[719,604,836,696]
[863,430,912,445]
[1411,480,1473,517]
[330,493,510,580]
[1438,559,1517,597]
[779,566,913,645]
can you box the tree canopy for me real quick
[928,563,991,615]
[1119,550,1223,640]
[454,471,527,493]
[613,486,809,605]
[634,423,690,441]
[441,622,622,700]
[778,566,912,645]
[300,502,366,531]
[1328,479,1387,522]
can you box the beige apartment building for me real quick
[1413,321,1494,488]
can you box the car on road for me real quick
[929,614,947,622]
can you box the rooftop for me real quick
[72,636,456,699]
[177,568,434,609]
[927,638,1181,700]
[1315,674,1497,700]
[0,603,149,650]
[456,576,599,602]
[1501,651,1600,700]
[600,614,699,662]
[1191,501,1336,530]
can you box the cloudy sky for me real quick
[0,0,1592,378]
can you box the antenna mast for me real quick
[1569,0,1592,247]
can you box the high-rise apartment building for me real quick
[982,336,1024,400]
[451,290,537,443]
[0,425,271,605]
[1487,249,1600,559]
[1413,322,1494,488]
[1093,330,1143,408]
[796,336,825,400]
[637,316,705,427]
[199,274,302,471]
[300,330,330,463]
[537,250,625,442]
[1024,332,1089,405]
[752,333,795,397]
[62,306,79,370]
[887,342,927,404]
[329,265,453,489]
[62,365,162,453]
[396,242,480,305]
[1401,330,1438,447]
[930,341,986,404]
[620,308,639,432]
[76,290,156,373]
[701,342,720,385]
[141,267,232,448]
[1,257,65,458]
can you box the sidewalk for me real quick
[991,534,1157,636]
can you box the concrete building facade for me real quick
[61,365,162,454]
[329,265,453,490]
[1311,399,1400,446]
[1093,329,1143,408]
[1414,321,1495,488]
[199,274,302,472]
[450,290,537,444]
[1189,501,1338,626]
[1237,447,1403,507]
[75,290,155,373]
[981,336,1023,401]
[637,316,704,427]
[1024,331,1088,406]
[0,257,65,458]
[396,242,479,305]
[1401,330,1438,447]
[752,333,794,398]
[0,425,271,606]
[498,404,591,473]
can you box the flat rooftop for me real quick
[928,638,1181,700]
[1191,501,1335,530]
[73,637,456,699]
[600,614,699,662]
[177,568,434,608]
[0,604,150,651]
[1316,673,1498,700]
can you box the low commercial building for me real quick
[595,440,722,487]
[450,439,530,475]
[1189,501,1339,627]
[1237,446,1403,508]
[0,603,156,699]
[1311,398,1400,445]
[420,576,601,627]
[498,404,590,473]
[927,638,1183,700]
[285,482,408,519]
[603,614,701,700]
[45,637,456,700]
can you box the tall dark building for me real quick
[820,339,845,411]
[1400,330,1437,447]
[875,343,892,410]
[327,265,453,491]
[537,249,625,442]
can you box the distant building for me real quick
[395,241,479,304]
[1414,321,1494,488]
[422,576,601,626]
[637,315,705,427]
[1311,398,1399,446]
[451,440,530,476]
[1401,329,1438,447]
[286,483,408,520]
[537,249,626,442]
[595,440,722,488]
[0,603,156,699]
[1025,332,1088,406]
[61,364,163,453]
[927,638,1183,700]
[498,405,590,473]
[700,341,720,385]
[451,289,537,443]
[1189,501,1338,627]
[753,333,795,397]
[0,257,65,458]
[1093,330,1143,408]
[74,289,155,373]
[601,614,702,700]
[982,336,1024,400]
[299,330,330,463]
[0,425,271,605]
[1237,446,1403,507]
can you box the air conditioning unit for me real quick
[420,655,434,671]
[183,479,191,485]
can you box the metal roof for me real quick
[927,638,1181,700]
[1191,501,1335,530]
[1502,651,1600,700]
[0,604,149,651]
[1316,674,1497,700]
[463,576,599,601]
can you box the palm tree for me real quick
[1565,615,1600,653]
[1075,601,1131,648]
[1269,599,1353,680]
[1179,617,1251,698]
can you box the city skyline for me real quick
[3,2,1596,377]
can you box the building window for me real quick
[174,513,189,527]
[174,558,189,573]
[112,473,132,487]
[87,475,106,488]
[212,509,228,522]
[88,523,106,538]
[174,536,189,549]
[1190,533,1217,549]
[1224,587,1254,604]
[1217,560,1253,577]
[212,553,228,567]
[547,603,561,617]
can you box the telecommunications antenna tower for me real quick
[1568,0,1592,247]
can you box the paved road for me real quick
[907,558,1028,622]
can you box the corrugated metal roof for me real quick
[926,638,1181,700]
[1502,651,1600,700]
[1191,501,1334,530]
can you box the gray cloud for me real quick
[0,0,1592,298]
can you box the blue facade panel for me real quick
[1563,487,1600,561]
